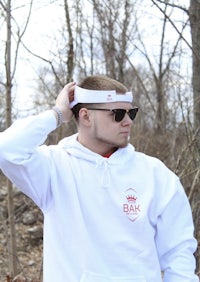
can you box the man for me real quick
[0,75,198,282]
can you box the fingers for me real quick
[64,81,76,91]
[65,81,76,102]
[68,82,76,103]
[55,81,76,122]
[56,81,76,105]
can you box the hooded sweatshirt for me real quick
[0,110,198,282]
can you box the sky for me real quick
[12,1,64,114]
[1,0,191,116]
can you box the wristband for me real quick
[52,107,63,127]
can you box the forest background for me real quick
[0,0,200,281]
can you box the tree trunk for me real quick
[189,2,200,272]
[64,0,74,82]
[5,0,17,277]
[189,0,200,150]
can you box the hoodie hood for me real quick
[58,133,135,165]
[58,134,136,188]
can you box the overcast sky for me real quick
[6,0,190,116]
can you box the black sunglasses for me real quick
[86,107,139,122]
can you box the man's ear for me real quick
[79,108,92,126]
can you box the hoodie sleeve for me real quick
[0,110,57,210]
[155,177,198,282]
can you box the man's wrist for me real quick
[52,107,64,127]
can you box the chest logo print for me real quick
[123,188,141,222]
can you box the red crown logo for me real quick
[107,94,113,101]
[126,195,137,203]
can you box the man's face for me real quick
[88,102,134,153]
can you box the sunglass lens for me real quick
[115,109,126,122]
[129,108,138,120]
[113,108,139,122]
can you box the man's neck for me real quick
[77,134,117,156]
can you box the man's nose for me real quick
[121,113,133,125]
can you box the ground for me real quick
[0,184,43,282]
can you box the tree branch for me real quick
[21,41,64,87]
[11,0,34,81]
[152,0,189,15]
[151,0,192,51]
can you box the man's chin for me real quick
[118,141,129,148]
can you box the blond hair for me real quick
[78,75,128,93]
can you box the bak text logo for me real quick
[123,188,141,222]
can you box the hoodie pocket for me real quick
[80,271,146,282]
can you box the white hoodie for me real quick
[0,111,198,282]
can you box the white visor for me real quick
[70,85,133,108]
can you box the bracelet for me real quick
[52,107,63,127]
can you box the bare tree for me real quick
[150,0,200,274]
[23,0,77,142]
[91,0,134,82]
[64,0,74,82]
[0,0,33,278]
[189,0,200,274]
[189,0,200,149]
[133,0,188,133]
[4,0,17,276]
